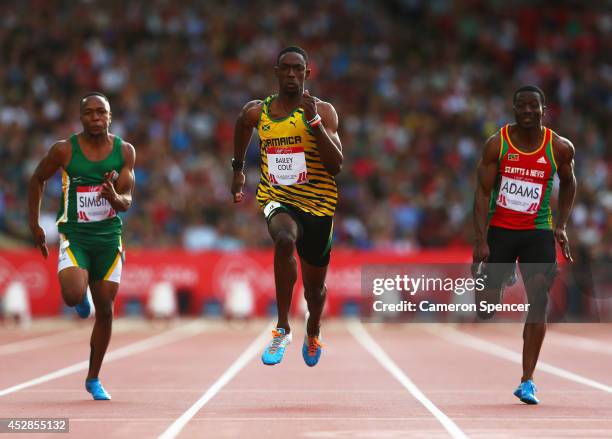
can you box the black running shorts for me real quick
[263,201,333,267]
[485,226,557,288]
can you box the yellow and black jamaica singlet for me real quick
[256,95,338,217]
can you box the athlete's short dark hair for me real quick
[513,85,545,106]
[277,46,308,65]
[80,92,109,111]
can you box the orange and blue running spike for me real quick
[261,328,292,365]
[303,312,323,367]
[302,334,323,367]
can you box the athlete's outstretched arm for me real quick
[301,91,343,176]
[231,100,262,203]
[28,141,70,258]
[553,135,576,261]
[473,134,500,263]
[99,141,136,212]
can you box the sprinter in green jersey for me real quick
[28,92,136,400]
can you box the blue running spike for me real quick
[261,328,292,365]
[302,312,323,367]
[514,379,539,404]
[75,293,91,319]
[85,378,111,400]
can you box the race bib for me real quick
[267,146,308,186]
[496,176,543,213]
[76,185,116,222]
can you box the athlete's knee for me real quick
[274,231,296,255]
[526,272,550,297]
[524,275,549,322]
[304,283,327,304]
[522,262,557,290]
[58,270,88,306]
[95,302,114,321]
[527,270,554,290]
[526,293,548,323]
[523,322,546,342]
[61,287,86,307]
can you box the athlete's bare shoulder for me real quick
[485,129,502,146]
[550,130,574,150]
[313,97,335,111]
[481,129,502,162]
[312,97,339,129]
[550,130,575,164]
[116,136,136,166]
[238,99,264,128]
[242,99,264,111]
[32,138,72,178]
[52,138,71,151]
[48,139,72,167]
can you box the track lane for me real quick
[456,324,612,387]
[1,320,272,438]
[0,319,175,389]
[179,320,457,439]
[364,323,612,438]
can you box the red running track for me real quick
[0,319,610,438]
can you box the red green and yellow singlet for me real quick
[489,124,557,230]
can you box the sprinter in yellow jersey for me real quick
[232,46,343,367]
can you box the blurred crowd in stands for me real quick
[0,0,610,262]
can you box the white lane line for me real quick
[157,323,272,439]
[0,320,139,355]
[66,416,612,422]
[433,328,612,393]
[0,328,87,355]
[0,321,207,397]
[547,331,612,356]
[347,320,469,439]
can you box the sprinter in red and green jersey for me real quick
[28,93,136,400]
[473,85,576,405]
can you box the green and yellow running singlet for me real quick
[256,95,338,217]
[56,134,124,244]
